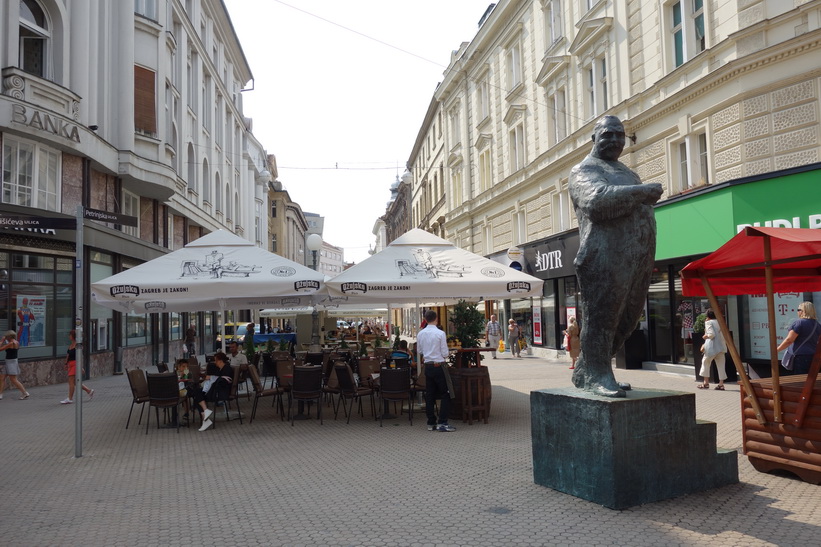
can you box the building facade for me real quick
[388,0,821,366]
[0,0,271,386]
[267,156,309,265]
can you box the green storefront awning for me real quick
[654,165,821,261]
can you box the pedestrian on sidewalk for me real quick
[485,315,502,359]
[62,330,93,404]
[0,331,29,400]
[566,317,581,369]
[698,309,727,390]
[776,301,821,376]
[417,310,455,432]
[507,319,521,358]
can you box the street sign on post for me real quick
[0,214,77,230]
[83,208,138,227]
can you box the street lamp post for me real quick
[306,234,323,352]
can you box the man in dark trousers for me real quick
[416,310,456,432]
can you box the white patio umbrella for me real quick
[325,229,544,302]
[91,230,323,314]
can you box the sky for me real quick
[222,0,494,264]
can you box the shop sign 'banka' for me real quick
[11,104,81,143]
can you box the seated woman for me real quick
[188,351,233,432]
[175,358,192,418]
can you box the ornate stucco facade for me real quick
[392,0,821,255]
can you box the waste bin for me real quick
[615,328,646,369]
[114,346,124,375]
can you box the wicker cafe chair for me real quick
[156,361,169,373]
[247,364,285,423]
[378,367,414,427]
[289,365,324,426]
[125,368,150,429]
[322,359,346,410]
[334,362,376,424]
[305,352,324,367]
[357,359,382,389]
[145,372,185,434]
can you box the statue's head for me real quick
[591,115,625,161]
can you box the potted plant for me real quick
[244,329,256,362]
[449,300,486,366]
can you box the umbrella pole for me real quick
[763,236,783,423]
[700,272,767,425]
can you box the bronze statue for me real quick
[568,116,663,397]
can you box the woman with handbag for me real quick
[565,317,581,369]
[507,319,521,359]
[698,309,727,390]
[776,301,821,375]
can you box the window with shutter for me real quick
[134,65,157,135]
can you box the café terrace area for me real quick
[1,354,818,546]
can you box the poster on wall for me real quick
[566,306,576,324]
[532,304,542,344]
[16,295,46,347]
[748,292,802,359]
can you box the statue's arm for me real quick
[570,170,663,222]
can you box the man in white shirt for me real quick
[227,341,248,368]
[416,310,455,432]
[485,315,502,359]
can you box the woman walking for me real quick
[698,309,727,390]
[507,319,521,358]
[0,331,30,400]
[565,317,581,369]
[62,330,93,404]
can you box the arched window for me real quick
[224,182,231,220]
[234,192,239,227]
[187,143,196,194]
[19,0,50,78]
[214,172,222,212]
[202,159,211,203]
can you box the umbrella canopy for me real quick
[91,230,323,313]
[325,229,543,302]
[680,227,821,296]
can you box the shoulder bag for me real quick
[782,320,820,370]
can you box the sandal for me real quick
[697,384,709,389]
[715,385,725,390]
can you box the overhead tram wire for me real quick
[272,0,594,128]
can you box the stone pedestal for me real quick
[531,388,738,510]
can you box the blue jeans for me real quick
[425,364,451,425]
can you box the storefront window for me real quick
[170,312,182,340]
[0,251,73,359]
[648,268,673,362]
[542,281,557,348]
[511,298,533,346]
[123,312,150,346]
[558,277,579,338]
[90,253,113,352]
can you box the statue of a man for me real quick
[569,116,663,397]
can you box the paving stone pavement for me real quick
[1,354,819,546]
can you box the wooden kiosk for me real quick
[680,227,821,483]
